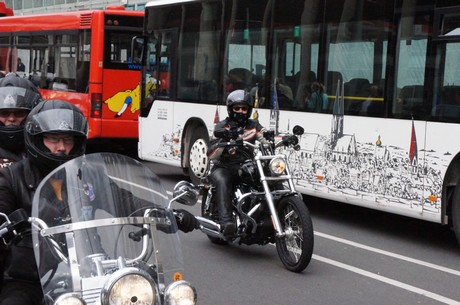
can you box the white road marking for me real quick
[315,231,460,277]
[168,189,460,303]
[313,254,460,305]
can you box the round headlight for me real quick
[269,158,286,176]
[101,268,157,305]
[54,293,86,305]
[165,280,197,305]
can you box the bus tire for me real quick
[186,126,209,185]
[452,184,460,244]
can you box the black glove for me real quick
[282,135,298,146]
[263,130,275,142]
[214,128,240,140]
[228,128,241,140]
[175,209,199,233]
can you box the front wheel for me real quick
[275,195,314,272]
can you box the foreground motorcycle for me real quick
[0,153,197,305]
[195,125,314,273]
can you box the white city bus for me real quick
[138,0,460,242]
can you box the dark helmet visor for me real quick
[0,87,42,110]
[26,108,88,137]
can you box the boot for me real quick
[217,198,235,237]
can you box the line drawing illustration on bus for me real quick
[136,0,460,243]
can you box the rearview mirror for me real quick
[293,125,304,136]
[171,181,199,207]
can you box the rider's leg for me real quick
[210,166,236,236]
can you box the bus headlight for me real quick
[164,280,197,305]
[54,293,86,305]
[101,268,157,305]
[269,158,286,176]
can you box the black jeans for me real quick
[210,164,240,223]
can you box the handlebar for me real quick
[216,135,299,150]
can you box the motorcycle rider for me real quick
[0,99,197,305]
[0,73,42,293]
[209,89,272,237]
[0,73,42,167]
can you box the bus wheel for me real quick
[453,184,460,244]
[187,127,209,184]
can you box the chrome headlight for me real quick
[269,158,286,176]
[54,293,86,305]
[165,280,197,305]
[101,268,157,305]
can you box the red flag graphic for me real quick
[409,120,418,163]
[213,106,220,124]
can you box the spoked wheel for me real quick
[201,189,227,245]
[275,195,314,272]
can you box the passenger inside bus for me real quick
[225,68,253,94]
[305,81,328,113]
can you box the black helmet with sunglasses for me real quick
[0,87,42,153]
[226,89,253,126]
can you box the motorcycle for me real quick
[0,152,198,305]
[194,125,314,273]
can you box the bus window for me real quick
[432,42,460,122]
[175,2,221,102]
[225,1,267,102]
[393,12,431,119]
[271,0,322,111]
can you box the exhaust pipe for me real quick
[195,216,225,239]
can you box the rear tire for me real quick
[201,188,227,245]
[186,127,209,185]
[275,195,314,272]
[452,184,460,244]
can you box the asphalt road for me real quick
[145,161,460,305]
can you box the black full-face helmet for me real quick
[25,100,88,174]
[0,72,41,95]
[0,87,42,153]
[226,89,253,126]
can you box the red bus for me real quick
[0,6,144,147]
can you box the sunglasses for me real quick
[0,109,29,118]
[233,106,248,112]
[44,134,75,145]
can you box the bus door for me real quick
[431,6,460,123]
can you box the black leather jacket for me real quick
[0,158,44,283]
[0,147,24,169]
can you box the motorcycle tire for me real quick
[201,188,228,245]
[275,195,314,273]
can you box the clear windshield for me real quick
[31,153,183,303]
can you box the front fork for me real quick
[254,154,297,238]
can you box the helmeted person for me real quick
[208,89,272,237]
[0,73,42,167]
[0,99,197,305]
[0,100,87,305]
[0,73,42,294]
